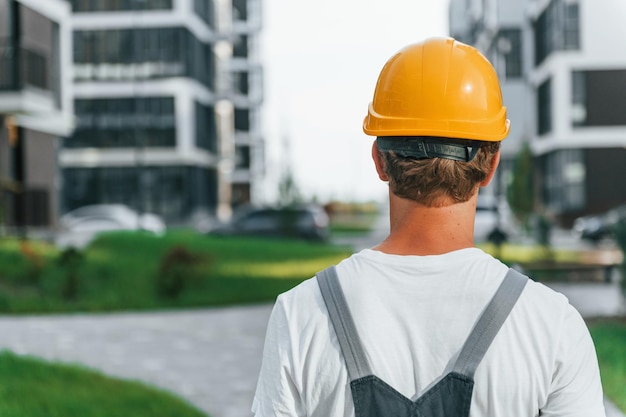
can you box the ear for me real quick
[371,140,389,181]
[480,149,501,187]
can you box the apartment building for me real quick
[0,0,74,232]
[230,0,263,207]
[63,0,264,224]
[450,0,626,226]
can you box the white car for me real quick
[56,204,166,249]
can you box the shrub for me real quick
[57,247,84,301]
[157,245,210,299]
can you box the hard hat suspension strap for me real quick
[376,136,484,162]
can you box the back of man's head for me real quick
[363,37,509,207]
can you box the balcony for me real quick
[0,41,56,114]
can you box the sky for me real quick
[259,0,451,204]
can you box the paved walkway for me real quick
[0,305,273,417]
[0,291,623,417]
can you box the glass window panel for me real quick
[537,78,552,135]
[534,0,580,66]
[564,3,580,50]
[498,29,522,79]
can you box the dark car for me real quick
[210,205,330,241]
[573,204,626,242]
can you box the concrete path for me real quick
[546,280,626,318]
[0,305,273,417]
[1,293,623,417]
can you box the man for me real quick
[252,37,605,417]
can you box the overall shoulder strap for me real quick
[452,268,528,378]
[317,266,372,381]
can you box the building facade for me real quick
[230,0,263,208]
[0,0,74,233]
[449,0,626,226]
[63,0,264,225]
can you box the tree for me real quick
[507,143,535,229]
[278,168,302,207]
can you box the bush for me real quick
[57,247,84,300]
[157,245,210,299]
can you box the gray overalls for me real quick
[316,266,528,417]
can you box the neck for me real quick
[373,191,478,256]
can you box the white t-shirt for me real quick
[252,248,605,417]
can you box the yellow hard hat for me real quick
[363,37,509,142]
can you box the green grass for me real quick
[588,319,626,412]
[0,231,352,314]
[0,350,207,417]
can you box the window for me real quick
[233,35,248,58]
[235,145,251,169]
[63,166,218,222]
[571,71,586,126]
[73,28,213,89]
[497,28,522,79]
[537,79,552,135]
[563,3,580,50]
[71,0,172,12]
[234,71,249,95]
[571,69,626,127]
[104,30,121,62]
[542,149,585,212]
[235,109,250,131]
[68,97,176,148]
[194,0,214,27]
[534,4,551,65]
[195,102,217,152]
[63,168,99,209]
[232,0,247,21]
[534,0,580,65]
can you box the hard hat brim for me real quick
[363,105,510,142]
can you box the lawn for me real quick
[0,231,353,313]
[0,231,617,314]
[588,319,626,412]
[0,350,207,417]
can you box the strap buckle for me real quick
[377,136,484,162]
